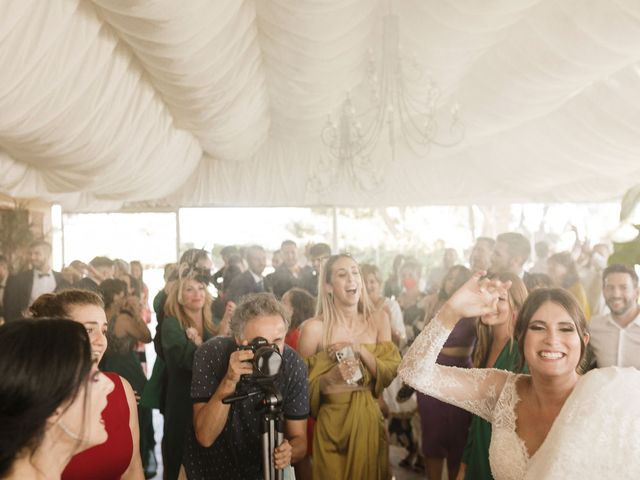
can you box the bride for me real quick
[399,272,640,479]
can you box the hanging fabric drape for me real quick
[2,0,640,211]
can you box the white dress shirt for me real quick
[30,269,57,304]
[589,311,640,368]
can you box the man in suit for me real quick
[3,240,70,322]
[300,242,332,296]
[266,240,302,299]
[226,245,267,303]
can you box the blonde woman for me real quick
[298,254,401,480]
[161,269,215,480]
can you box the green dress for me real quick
[161,316,211,480]
[100,314,156,477]
[306,342,401,480]
[462,341,527,480]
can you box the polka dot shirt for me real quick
[183,336,309,479]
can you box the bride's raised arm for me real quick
[398,272,513,422]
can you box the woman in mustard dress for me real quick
[298,254,401,480]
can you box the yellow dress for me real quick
[306,342,401,480]
[569,281,591,321]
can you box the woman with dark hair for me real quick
[0,318,113,479]
[547,252,590,320]
[415,265,475,480]
[29,289,144,480]
[282,287,316,350]
[98,279,155,477]
[130,260,151,324]
[400,276,640,478]
[161,268,216,479]
[298,254,401,479]
[283,287,316,480]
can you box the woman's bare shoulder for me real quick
[300,316,323,334]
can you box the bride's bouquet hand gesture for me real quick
[442,271,511,322]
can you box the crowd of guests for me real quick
[0,232,639,480]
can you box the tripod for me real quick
[223,382,285,480]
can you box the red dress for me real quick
[62,372,133,480]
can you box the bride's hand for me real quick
[443,271,511,320]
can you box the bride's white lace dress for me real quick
[399,316,640,479]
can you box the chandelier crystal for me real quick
[312,12,464,193]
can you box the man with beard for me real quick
[2,240,69,322]
[590,264,640,368]
[489,232,531,279]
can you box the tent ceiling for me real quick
[1,0,640,211]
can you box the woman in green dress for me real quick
[457,272,528,480]
[161,268,215,480]
[298,254,401,480]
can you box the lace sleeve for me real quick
[398,315,511,422]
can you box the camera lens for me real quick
[255,347,282,377]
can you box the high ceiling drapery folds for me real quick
[1,0,640,211]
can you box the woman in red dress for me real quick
[30,289,144,480]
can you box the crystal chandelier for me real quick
[312,12,464,193]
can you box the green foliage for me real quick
[620,185,640,222]
[609,226,640,267]
[0,202,35,271]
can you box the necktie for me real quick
[38,272,50,278]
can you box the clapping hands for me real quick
[186,327,203,346]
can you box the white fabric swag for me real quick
[2,0,640,211]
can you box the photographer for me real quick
[186,293,309,479]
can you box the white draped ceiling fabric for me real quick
[2,0,640,211]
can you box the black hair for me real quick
[89,256,114,269]
[496,232,531,265]
[309,243,331,258]
[283,288,316,331]
[548,252,579,289]
[98,278,128,309]
[0,319,93,476]
[602,263,638,288]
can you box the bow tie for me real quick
[37,272,51,278]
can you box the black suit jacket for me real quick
[299,266,318,297]
[75,276,100,293]
[226,270,265,303]
[3,270,69,322]
[266,265,302,300]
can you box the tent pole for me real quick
[175,208,181,262]
[60,206,66,268]
[332,207,338,252]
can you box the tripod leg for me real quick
[261,415,273,480]
[276,413,284,480]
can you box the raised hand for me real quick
[444,271,511,320]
